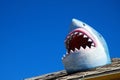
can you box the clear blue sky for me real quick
[0,0,120,80]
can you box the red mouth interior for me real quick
[65,31,95,53]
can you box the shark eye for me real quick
[83,23,85,26]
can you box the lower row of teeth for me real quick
[62,46,95,60]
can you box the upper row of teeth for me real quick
[68,32,86,39]
[65,32,94,45]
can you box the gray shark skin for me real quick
[62,19,111,74]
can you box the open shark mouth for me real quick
[65,30,96,54]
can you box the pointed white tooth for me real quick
[71,33,73,36]
[91,46,94,49]
[74,32,78,35]
[79,32,82,35]
[88,38,92,42]
[91,43,95,46]
[62,57,64,60]
[80,47,84,50]
[83,35,87,38]
[70,50,74,53]
[86,46,89,49]
[75,48,78,52]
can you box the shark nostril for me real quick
[65,30,95,53]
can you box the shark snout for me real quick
[72,18,85,28]
[62,19,111,74]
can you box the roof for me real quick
[25,58,120,80]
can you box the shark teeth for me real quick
[75,48,79,52]
[83,35,87,38]
[79,32,82,35]
[85,46,89,49]
[80,47,84,50]
[88,38,92,42]
[91,46,94,49]
[64,30,96,55]
[91,43,95,46]
[74,32,78,35]
[70,50,74,54]
[62,45,95,60]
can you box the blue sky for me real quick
[0,0,120,80]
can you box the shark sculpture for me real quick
[62,19,111,74]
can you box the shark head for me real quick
[62,18,111,74]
